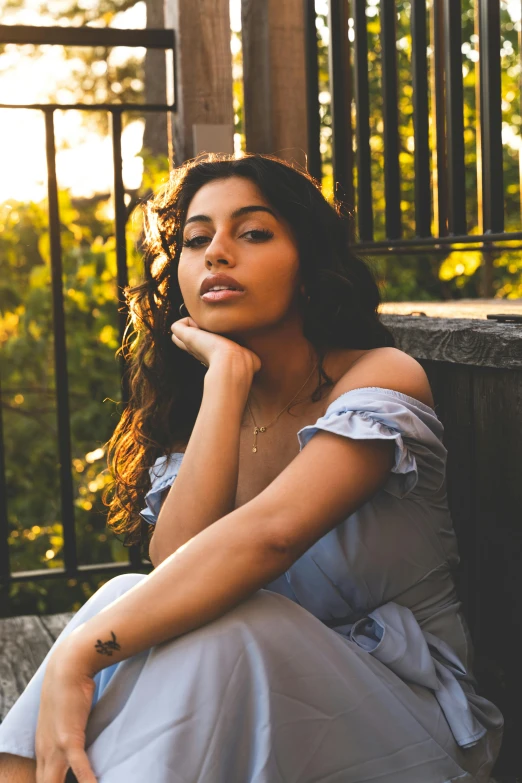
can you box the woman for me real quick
[0,153,503,782]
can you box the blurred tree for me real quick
[0,151,169,618]
[315,0,522,300]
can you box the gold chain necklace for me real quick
[245,359,319,453]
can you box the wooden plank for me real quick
[380,298,522,319]
[380,314,522,369]
[0,613,73,722]
[241,0,308,168]
[40,612,75,642]
[472,367,522,777]
[165,0,234,162]
[420,361,477,633]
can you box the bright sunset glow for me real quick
[0,0,147,203]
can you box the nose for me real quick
[204,231,235,268]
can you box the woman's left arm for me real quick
[36,350,430,781]
[36,416,395,781]
[59,426,396,678]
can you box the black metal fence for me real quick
[0,24,176,589]
[2,2,521,595]
[304,0,522,255]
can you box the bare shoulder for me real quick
[326,347,435,410]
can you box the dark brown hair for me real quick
[102,152,395,554]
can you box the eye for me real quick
[182,235,210,248]
[183,228,274,248]
[242,229,274,242]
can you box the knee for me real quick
[208,589,291,634]
[93,572,148,604]
[0,752,36,782]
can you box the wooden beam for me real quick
[143,0,169,158]
[379,313,522,369]
[165,0,234,163]
[241,0,308,168]
[0,613,73,722]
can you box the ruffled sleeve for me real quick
[296,386,447,499]
[139,452,184,525]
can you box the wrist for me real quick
[54,623,108,678]
[204,354,253,394]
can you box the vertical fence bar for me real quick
[167,37,176,169]
[353,0,373,240]
[0,369,11,583]
[411,0,432,237]
[478,0,504,234]
[443,0,467,235]
[474,0,483,235]
[379,0,402,239]
[328,0,354,225]
[111,109,130,408]
[431,0,448,236]
[303,0,322,183]
[518,0,522,233]
[44,108,78,576]
[110,109,143,569]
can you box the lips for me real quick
[200,273,245,296]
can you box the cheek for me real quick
[255,243,300,297]
[177,256,198,296]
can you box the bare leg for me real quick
[0,753,36,782]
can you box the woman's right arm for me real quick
[148,355,253,567]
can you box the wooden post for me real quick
[165,0,234,163]
[241,0,309,168]
[143,0,169,158]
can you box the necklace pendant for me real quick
[259,426,266,432]
[252,446,257,453]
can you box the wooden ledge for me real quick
[379,298,522,321]
[0,612,74,723]
[379,300,522,369]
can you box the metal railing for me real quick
[0,24,176,587]
[304,0,522,255]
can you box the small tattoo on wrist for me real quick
[94,631,121,656]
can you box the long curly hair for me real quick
[102,152,395,555]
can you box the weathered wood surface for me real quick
[379,313,522,369]
[0,612,73,723]
[379,297,522,319]
[241,0,308,168]
[165,0,234,162]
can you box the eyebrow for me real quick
[184,205,278,226]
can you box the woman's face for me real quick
[177,176,303,335]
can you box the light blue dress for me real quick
[0,387,504,782]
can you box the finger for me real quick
[172,317,192,329]
[171,333,187,350]
[171,316,199,331]
[67,749,97,783]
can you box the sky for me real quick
[0,0,149,202]
[0,0,242,203]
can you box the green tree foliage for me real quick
[0,152,170,617]
[315,0,522,300]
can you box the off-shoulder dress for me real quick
[0,387,504,782]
